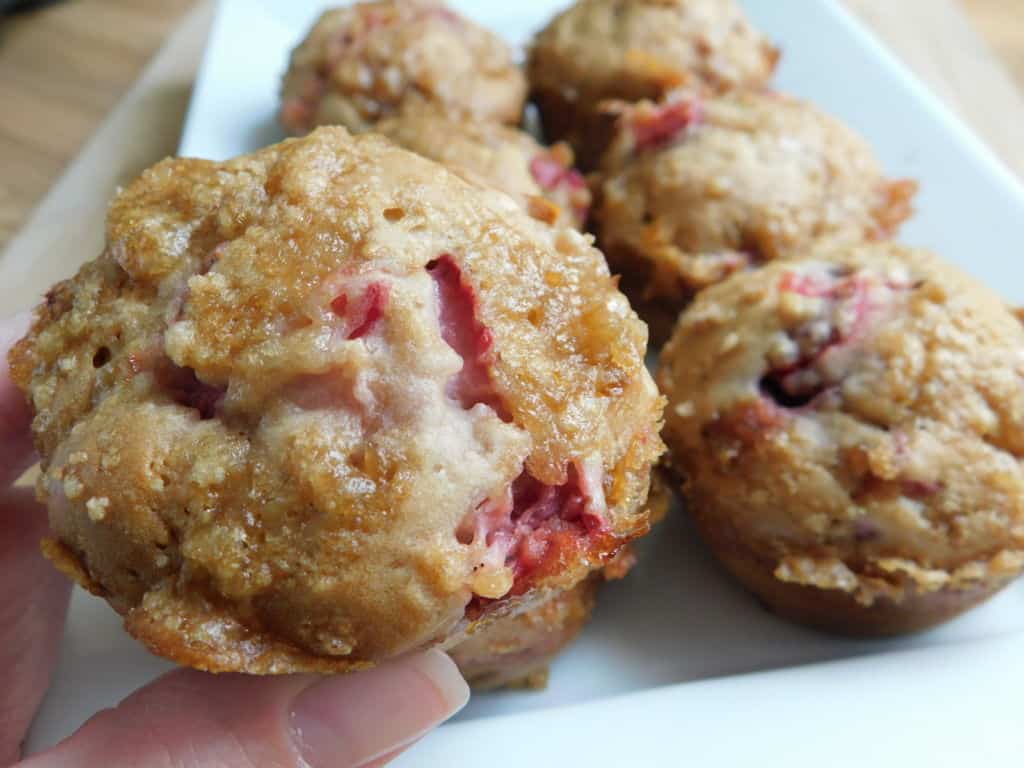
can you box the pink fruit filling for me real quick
[462,462,610,616]
[331,281,390,340]
[708,398,784,446]
[529,154,583,191]
[853,519,881,542]
[153,358,225,420]
[529,153,590,223]
[426,254,612,615]
[901,480,943,499]
[777,272,863,299]
[760,270,881,408]
[632,99,703,152]
[281,79,327,134]
[427,255,510,421]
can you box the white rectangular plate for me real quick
[29,1,1024,764]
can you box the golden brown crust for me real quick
[280,0,525,134]
[527,0,778,167]
[596,92,917,344]
[450,577,597,689]
[10,127,664,672]
[693,514,1011,636]
[658,244,1024,634]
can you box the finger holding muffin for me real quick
[10,1,1024,714]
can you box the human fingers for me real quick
[1,310,36,487]
[21,648,469,768]
[0,488,71,764]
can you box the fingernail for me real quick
[289,650,470,768]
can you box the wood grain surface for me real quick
[0,0,1021,253]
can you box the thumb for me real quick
[22,650,468,768]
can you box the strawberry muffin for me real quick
[450,470,667,689]
[280,0,526,135]
[9,127,664,673]
[527,0,779,168]
[450,577,597,689]
[376,108,591,230]
[597,91,917,343]
[658,244,1024,635]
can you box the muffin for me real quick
[597,91,917,344]
[450,577,597,689]
[280,0,526,135]
[376,108,591,229]
[527,0,779,168]
[9,127,665,673]
[658,244,1024,635]
[450,469,667,689]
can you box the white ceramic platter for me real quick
[28,1,1024,764]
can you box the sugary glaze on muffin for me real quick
[10,127,664,672]
[597,91,917,343]
[527,0,778,167]
[375,108,591,229]
[280,0,525,135]
[451,577,597,689]
[658,244,1024,633]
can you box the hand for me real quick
[1,312,470,767]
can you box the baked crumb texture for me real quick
[376,107,591,231]
[451,577,598,690]
[10,127,664,673]
[450,464,668,688]
[280,0,525,135]
[595,90,917,344]
[658,244,1024,635]
[527,0,779,167]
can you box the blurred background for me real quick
[0,0,1021,253]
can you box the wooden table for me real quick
[1,0,1022,253]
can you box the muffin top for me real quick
[10,127,663,673]
[280,0,526,134]
[375,108,591,229]
[527,0,778,110]
[658,244,1024,604]
[597,91,917,301]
